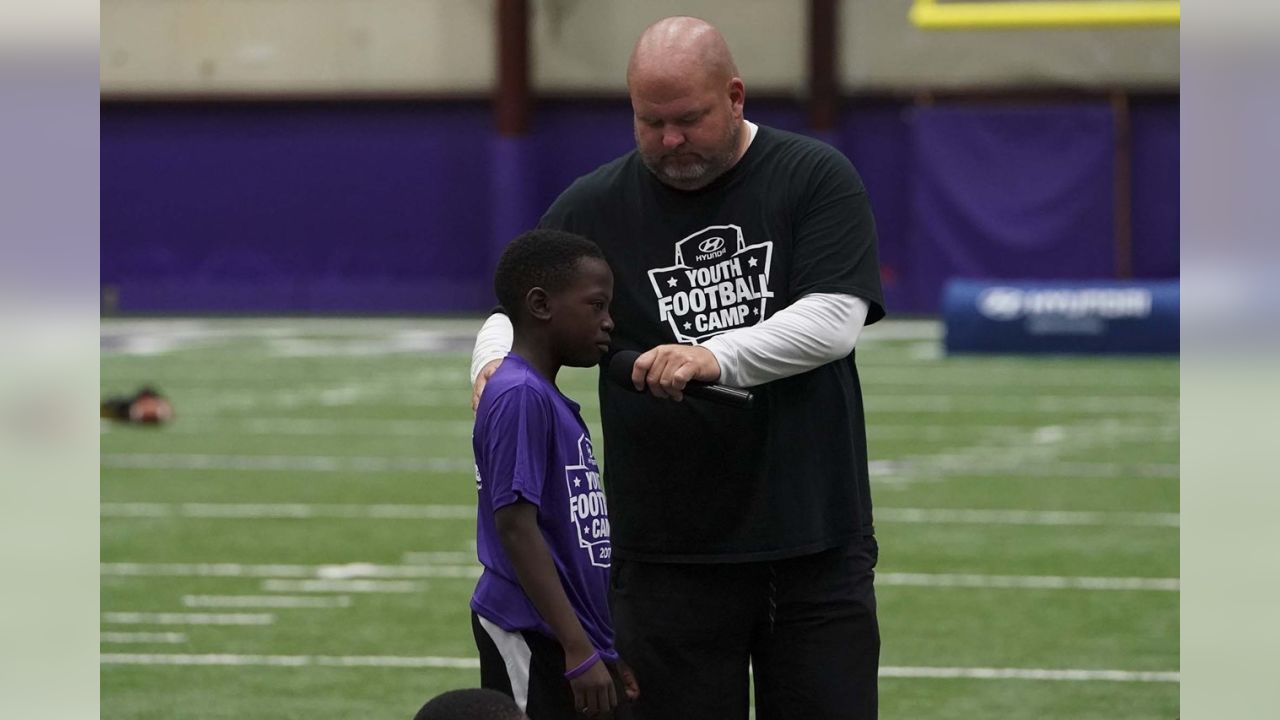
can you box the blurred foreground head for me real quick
[413,688,527,720]
[100,386,173,425]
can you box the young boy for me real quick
[471,229,636,719]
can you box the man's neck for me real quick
[733,119,758,165]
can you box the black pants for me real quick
[473,612,633,720]
[610,536,880,720]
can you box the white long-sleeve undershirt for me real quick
[468,293,869,388]
[702,293,869,388]
[470,312,515,384]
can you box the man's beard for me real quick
[638,121,741,191]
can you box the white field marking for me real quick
[164,417,475,438]
[101,632,187,644]
[182,595,352,609]
[100,503,1176,528]
[102,562,479,580]
[102,612,274,626]
[260,579,429,593]
[97,653,1178,683]
[100,454,473,474]
[183,390,1172,413]
[163,388,588,411]
[100,452,1174,480]
[879,666,1179,683]
[102,562,1172,592]
[102,320,484,357]
[870,456,1177,479]
[403,551,477,564]
[878,573,1179,592]
[153,418,1172,442]
[102,368,471,386]
[100,503,1177,528]
[874,508,1179,528]
[313,561,478,579]
[859,320,944,341]
[866,375,1177,389]
[101,653,480,669]
[864,395,1175,414]
[101,503,475,520]
[869,424,1176,443]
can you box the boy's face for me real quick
[548,257,615,368]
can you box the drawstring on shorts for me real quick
[767,565,778,634]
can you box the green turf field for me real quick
[100,318,1178,719]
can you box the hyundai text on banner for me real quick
[943,279,1179,354]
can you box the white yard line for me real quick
[870,424,1176,442]
[101,632,187,644]
[103,562,1173,592]
[100,453,1174,479]
[101,503,474,520]
[101,653,480,669]
[101,503,1176,527]
[101,454,473,474]
[261,579,429,593]
[403,551,478,564]
[879,666,1179,682]
[149,418,1172,442]
[878,573,1178,592]
[98,653,1178,682]
[164,417,475,438]
[182,595,352,609]
[102,612,275,626]
[102,562,480,579]
[865,396,1175,414]
[875,508,1179,528]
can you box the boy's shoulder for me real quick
[476,356,564,420]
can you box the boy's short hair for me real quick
[413,688,527,720]
[494,229,605,323]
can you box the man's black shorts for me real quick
[610,536,880,720]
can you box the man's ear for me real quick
[728,77,745,117]
[525,287,552,321]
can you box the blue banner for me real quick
[943,279,1179,355]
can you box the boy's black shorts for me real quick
[472,612,633,720]
[610,536,880,720]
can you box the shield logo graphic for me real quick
[647,225,774,344]
[565,434,610,568]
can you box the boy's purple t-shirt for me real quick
[470,353,616,661]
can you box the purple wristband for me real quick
[564,650,601,680]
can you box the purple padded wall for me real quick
[102,102,495,313]
[100,98,1177,315]
[1130,98,1180,278]
[904,104,1117,312]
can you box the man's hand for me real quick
[566,650,616,717]
[631,344,721,401]
[471,358,503,412]
[618,658,641,701]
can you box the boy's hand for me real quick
[618,658,640,700]
[471,358,503,412]
[566,651,616,716]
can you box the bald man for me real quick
[471,17,884,720]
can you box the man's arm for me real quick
[494,502,617,715]
[703,293,869,387]
[631,293,869,399]
[470,312,514,411]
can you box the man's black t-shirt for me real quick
[540,125,885,562]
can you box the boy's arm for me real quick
[494,502,617,715]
